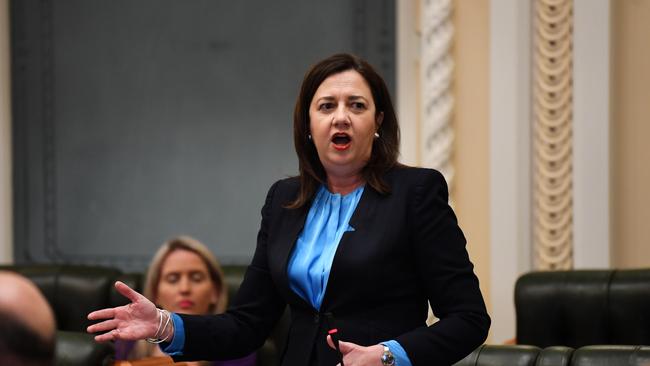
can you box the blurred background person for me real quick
[114,236,255,366]
[0,270,56,366]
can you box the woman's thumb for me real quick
[326,335,356,354]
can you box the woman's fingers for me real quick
[87,307,115,321]
[86,318,119,334]
[88,319,119,342]
[326,335,356,353]
[86,282,150,343]
[94,329,119,343]
[327,335,335,349]
[328,337,385,366]
[114,281,142,303]
[337,340,356,353]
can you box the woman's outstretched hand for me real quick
[87,281,161,342]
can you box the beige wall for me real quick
[611,1,650,268]
[0,0,12,264]
[397,0,420,167]
[451,0,491,311]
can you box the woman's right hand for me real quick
[87,281,163,342]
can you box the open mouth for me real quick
[331,133,351,150]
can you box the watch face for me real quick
[381,353,395,365]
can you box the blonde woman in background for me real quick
[114,236,256,366]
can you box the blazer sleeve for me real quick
[395,170,490,366]
[172,181,287,362]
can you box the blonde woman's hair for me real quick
[143,236,228,314]
[130,236,227,361]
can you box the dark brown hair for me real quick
[289,53,400,208]
[0,312,54,366]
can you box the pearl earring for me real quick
[308,134,312,140]
[374,132,380,138]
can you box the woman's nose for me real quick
[332,106,351,128]
[179,277,191,293]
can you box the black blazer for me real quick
[175,167,490,366]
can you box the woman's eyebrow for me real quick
[348,95,367,100]
[315,96,336,103]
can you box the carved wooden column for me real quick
[533,0,574,269]
[420,0,455,190]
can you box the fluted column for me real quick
[533,0,574,269]
[420,0,455,189]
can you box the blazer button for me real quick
[313,314,320,323]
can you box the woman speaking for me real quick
[87,53,490,366]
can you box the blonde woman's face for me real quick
[156,249,219,315]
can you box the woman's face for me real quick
[156,249,219,315]
[309,70,383,179]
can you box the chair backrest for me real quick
[515,269,650,348]
[571,345,650,366]
[535,346,574,366]
[453,345,541,366]
[0,264,143,332]
[3,263,288,366]
[453,345,650,366]
[56,330,115,366]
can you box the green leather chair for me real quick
[515,269,650,348]
[56,331,114,366]
[453,345,541,366]
[2,263,289,366]
[453,345,650,366]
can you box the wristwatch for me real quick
[380,344,396,366]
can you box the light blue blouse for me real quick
[287,185,412,366]
[287,185,364,308]
[164,185,412,365]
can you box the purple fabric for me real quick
[113,339,136,361]
[214,352,257,366]
[114,340,256,366]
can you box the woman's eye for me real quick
[318,102,335,111]
[164,274,180,284]
[351,102,366,110]
[191,272,206,282]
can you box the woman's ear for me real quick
[376,111,384,129]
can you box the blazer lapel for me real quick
[320,186,379,310]
[347,185,378,231]
[274,202,313,309]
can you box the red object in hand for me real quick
[328,328,344,366]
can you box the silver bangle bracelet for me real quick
[146,309,172,344]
